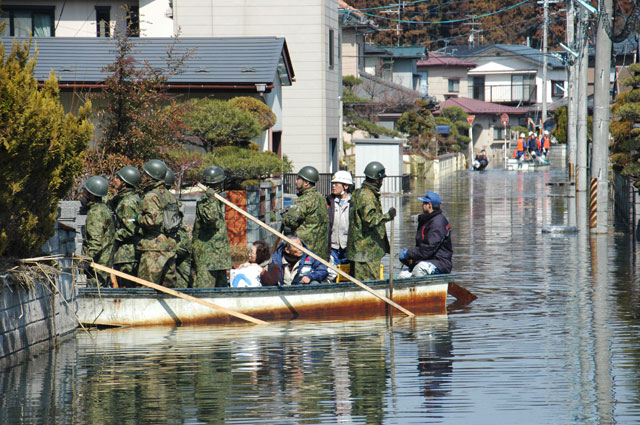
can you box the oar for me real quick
[388,217,395,300]
[448,282,477,303]
[200,184,415,317]
[89,262,268,325]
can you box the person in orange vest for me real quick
[540,130,551,158]
[513,133,526,160]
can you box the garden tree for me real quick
[183,98,262,152]
[610,63,640,187]
[89,29,192,174]
[553,107,568,144]
[342,75,403,139]
[229,96,276,130]
[397,99,436,153]
[436,106,470,153]
[0,39,93,257]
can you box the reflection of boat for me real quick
[506,158,550,171]
[77,275,453,326]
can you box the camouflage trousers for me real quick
[194,268,229,288]
[138,251,176,287]
[114,261,139,288]
[175,257,192,288]
[351,261,380,282]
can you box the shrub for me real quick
[183,98,262,152]
[229,96,276,130]
[0,39,93,257]
[214,146,292,189]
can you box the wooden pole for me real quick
[90,262,268,325]
[388,218,394,300]
[200,184,415,317]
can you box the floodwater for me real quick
[3,166,640,424]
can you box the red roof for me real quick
[338,0,363,18]
[436,97,526,115]
[417,52,475,68]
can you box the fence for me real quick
[283,173,411,196]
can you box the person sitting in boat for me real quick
[231,240,275,287]
[527,132,539,156]
[263,235,328,286]
[398,191,452,278]
[513,133,526,161]
[473,150,489,170]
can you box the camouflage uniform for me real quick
[346,180,392,281]
[112,186,141,286]
[192,187,231,287]
[174,226,193,288]
[136,180,177,286]
[82,200,115,287]
[283,186,329,260]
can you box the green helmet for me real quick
[142,159,168,181]
[165,169,175,187]
[297,166,319,183]
[84,176,108,198]
[202,166,226,185]
[116,165,141,187]
[364,161,386,179]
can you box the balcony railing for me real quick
[468,83,537,104]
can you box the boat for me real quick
[506,158,550,171]
[76,275,455,326]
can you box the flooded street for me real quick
[3,167,640,424]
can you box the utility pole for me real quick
[541,0,549,125]
[591,0,613,233]
[566,0,577,178]
[576,7,589,192]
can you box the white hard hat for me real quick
[331,170,353,185]
[544,130,549,135]
[528,131,534,136]
[520,133,525,138]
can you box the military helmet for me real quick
[84,176,108,198]
[364,161,386,180]
[142,159,168,181]
[297,166,319,183]
[165,169,176,187]
[116,165,141,187]
[202,165,226,185]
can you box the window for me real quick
[493,126,507,140]
[470,76,485,100]
[551,80,564,97]
[96,7,110,37]
[0,7,54,37]
[448,79,460,93]
[328,28,335,69]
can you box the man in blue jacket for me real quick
[268,235,328,285]
[399,191,452,277]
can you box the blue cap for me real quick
[417,190,441,206]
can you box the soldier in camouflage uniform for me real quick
[346,161,396,281]
[165,169,193,288]
[192,165,231,287]
[112,166,142,287]
[283,166,330,260]
[81,176,115,287]
[136,159,178,287]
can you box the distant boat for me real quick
[506,158,550,171]
[76,275,454,326]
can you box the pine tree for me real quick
[610,63,640,187]
[0,38,93,257]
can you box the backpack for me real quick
[163,200,183,234]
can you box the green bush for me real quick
[0,39,93,257]
[229,96,276,130]
[183,98,262,152]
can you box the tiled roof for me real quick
[438,44,564,68]
[435,97,526,115]
[1,36,294,86]
[417,51,475,67]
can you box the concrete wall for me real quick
[172,0,341,173]
[409,152,465,180]
[341,28,361,77]
[0,224,78,371]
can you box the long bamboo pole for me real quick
[90,262,268,325]
[201,184,415,317]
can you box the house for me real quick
[364,45,429,96]
[440,44,567,121]
[416,52,476,102]
[1,0,341,174]
[434,97,526,165]
[338,0,377,78]
[1,36,294,153]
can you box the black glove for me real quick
[388,207,396,220]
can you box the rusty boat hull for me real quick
[76,275,453,326]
